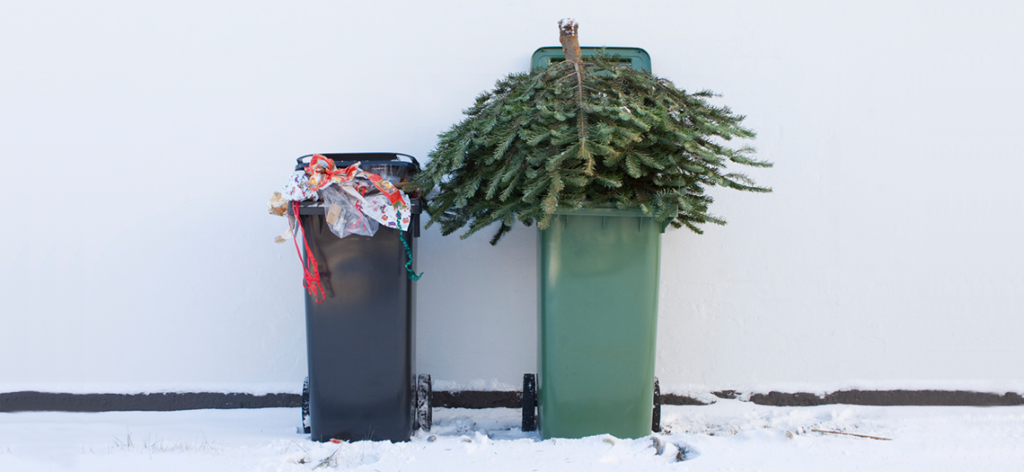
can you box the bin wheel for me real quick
[416,374,432,431]
[301,376,311,434]
[652,377,661,433]
[522,373,537,432]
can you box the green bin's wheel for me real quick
[522,373,537,431]
[301,376,311,434]
[652,377,661,433]
[416,374,432,431]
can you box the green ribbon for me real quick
[399,231,423,281]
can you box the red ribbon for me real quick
[304,154,359,191]
[292,201,325,303]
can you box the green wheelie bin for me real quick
[523,208,664,439]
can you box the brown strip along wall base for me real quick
[2,390,1021,413]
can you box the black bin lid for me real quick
[294,153,420,172]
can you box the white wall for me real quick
[2,0,1022,395]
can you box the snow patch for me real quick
[4,404,1023,471]
[659,379,1024,399]
[431,378,518,392]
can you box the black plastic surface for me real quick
[302,216,417,442]
[300,199,420,444]
[652,378,661,433]
[522,374,537,432]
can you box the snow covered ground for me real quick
[2,401,1021,471]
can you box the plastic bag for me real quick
[320,185,378,239]
[363,163,411,185]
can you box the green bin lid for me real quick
[530,46,651,73]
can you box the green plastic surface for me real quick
[538,208,662,439]
[531,47,652,73]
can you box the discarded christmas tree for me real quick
[414,20,771,244]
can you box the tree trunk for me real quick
[558,19,582,64]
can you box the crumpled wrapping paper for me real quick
[269,155,413,241]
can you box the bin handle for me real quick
[295,153,421,171]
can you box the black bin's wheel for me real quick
[416,374,432,431]
[301,376,311,434]
[522,373,537,432]
[652,377,661,433]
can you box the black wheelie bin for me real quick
[294,152,431,442]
